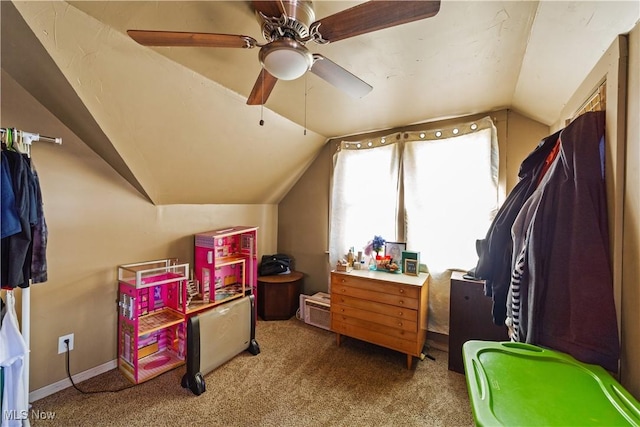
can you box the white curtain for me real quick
[404,117,498,333]
[329,141,401,268]
[329,117,498,334]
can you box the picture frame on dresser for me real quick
[384,242,406,263]
[404,259,419,276]
[401,251,420,273]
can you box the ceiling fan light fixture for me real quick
[259,39,313,81]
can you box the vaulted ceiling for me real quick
[2,1,638,205]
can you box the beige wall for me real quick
[279,110,550,296]
[1,71,279,392]
[505,110,552,192]
[278,142,332,295]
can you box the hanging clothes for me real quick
[29,165,47,284]
[508,111,619,372]
[472,128,562,325]
[1,149,35,289]
[1,154,21,240]
[0,292,29,427]
[0,148,46,288]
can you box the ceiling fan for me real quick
[127,1,441,105]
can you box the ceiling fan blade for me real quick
[310,54,372,99]
[252,1,287,18]
[247,69,279,105]
[312,1,441,43]
[127,30,257,48]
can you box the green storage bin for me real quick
[462,340,640,426]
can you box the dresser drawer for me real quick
[331,294,418,323]
[332,284,418,310]
[332,302,417,332]
[332,313,417,343]
[331,274,420,299]
[331,319,418,355]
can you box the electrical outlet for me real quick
[58,333,74,354]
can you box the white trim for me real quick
[29,359,117,402]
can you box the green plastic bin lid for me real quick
[462,340,640,426]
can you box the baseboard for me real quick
[29,359,117,402]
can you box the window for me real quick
[329,142,400,267]
[329,117,498,333]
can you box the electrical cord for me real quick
[64,339,137,394]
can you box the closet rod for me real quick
[1,127,63,145]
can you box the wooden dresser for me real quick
[330,269,429,369]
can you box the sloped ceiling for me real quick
[2,1,639,205]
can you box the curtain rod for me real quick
[1,127,62,145]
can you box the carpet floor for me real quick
[30,318,474,426]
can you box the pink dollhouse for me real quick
[116,226,259,384]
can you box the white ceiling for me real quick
[2,1,639,204]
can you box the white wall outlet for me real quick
[58,333,74,354]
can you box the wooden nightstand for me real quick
[448,271,508,373]
[257,271,304,320]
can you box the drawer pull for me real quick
[341,308,345,312]
[399,289,404,293]
[398,322,403,327]
[398,312,403,316]
[399,300,404,305]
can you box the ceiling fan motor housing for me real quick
[258,0,315,42]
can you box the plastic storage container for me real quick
[462,340,640,426]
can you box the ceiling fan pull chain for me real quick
[260,68,265,126]
[304,73,308,136]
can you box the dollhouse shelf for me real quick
[138,308,183,336]
[131,349,184,384]
[184,291,242,315]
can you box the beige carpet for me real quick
[30,318,474,426]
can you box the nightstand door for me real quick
[448,272,507,373]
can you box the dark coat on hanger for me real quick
[473,128,561,326]
[512,111,618,372]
